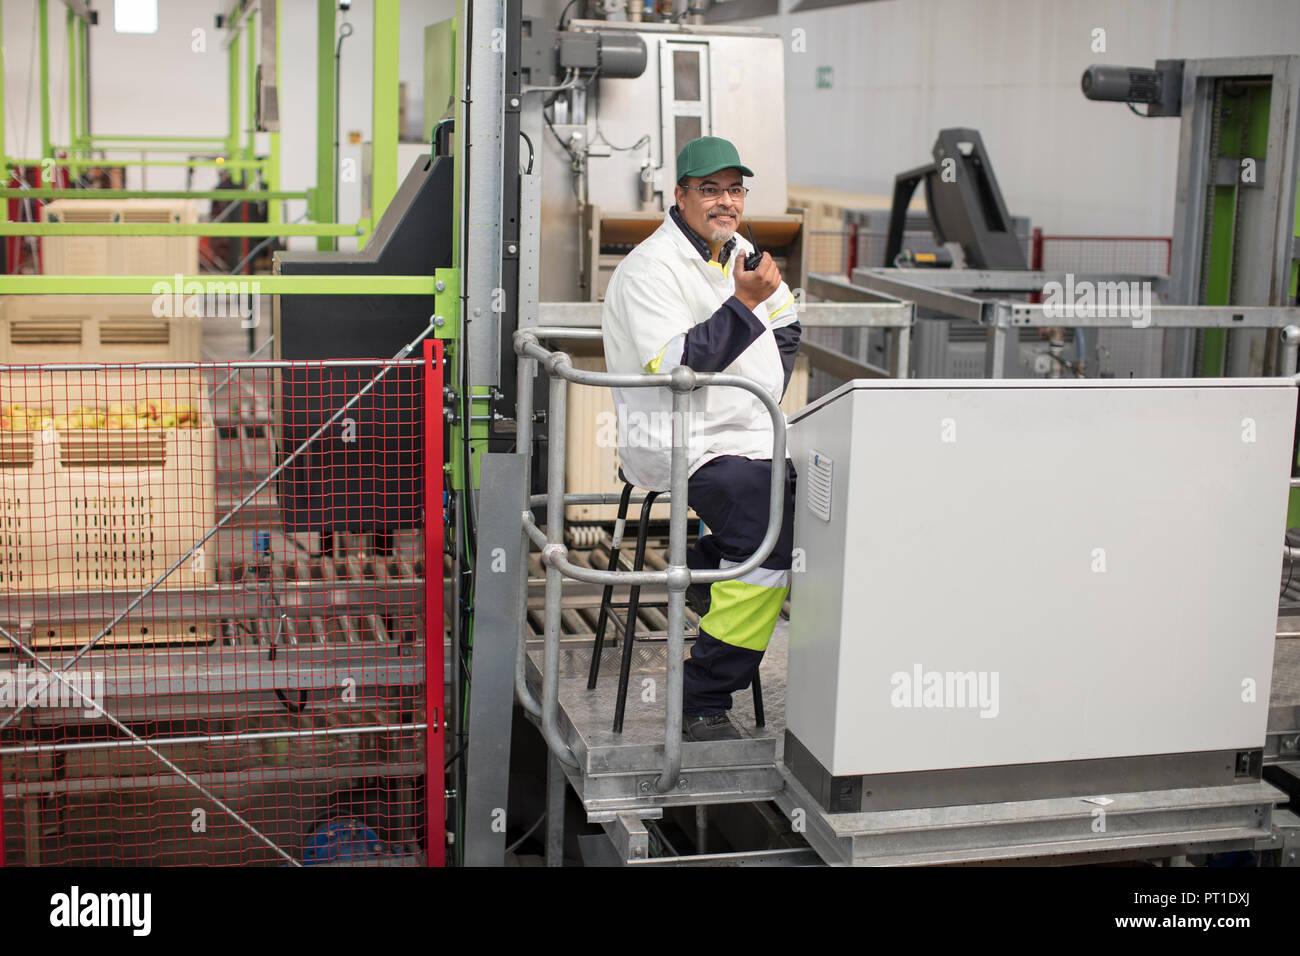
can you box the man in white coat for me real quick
[602,136,800,742]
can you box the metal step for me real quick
[527,643,785,818]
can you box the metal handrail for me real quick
[512,328,788,793]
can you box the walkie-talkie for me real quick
[743,224,764,271]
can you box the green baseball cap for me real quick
[676,136,754,181]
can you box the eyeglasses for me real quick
[682,184,749,201]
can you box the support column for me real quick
[371,0,400,229]
[315,0,337,250]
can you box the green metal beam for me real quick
[245,9,257,186]
[0,188,309,200]
[9,157,267,169]
[228,29,241,160]
[0,223,361,237]
[371,0,400,233]
[315,0,337,251]
[89,136,232,143]
[66,6,77,172]
[56,145,251,154]
[78,15,88,144]
[267,0,283,228]
[0,275,439,295]
[39,2,51,162]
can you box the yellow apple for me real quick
[160,413,178,429]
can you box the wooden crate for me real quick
[0,369,216,597]
[565,354,809,524]
[40,199,198,276]
[0,295,203,364]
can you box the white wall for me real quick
[748,0,1300,234]
[1,0,453,249]
[7,0,1299,240]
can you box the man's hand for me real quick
[733,251,782,313]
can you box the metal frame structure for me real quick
[846,268,1300,379]
[0,1,459,868]
[0,0,408,250]
[511,326,789,862]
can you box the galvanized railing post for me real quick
[514,333,542,719]
[541,351,580,769]
[658,367,694,792]
[1282,326,1300,376]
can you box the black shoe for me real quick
[682,713,742,742]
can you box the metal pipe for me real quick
[515,349,542,718]
[0,723,426,757]
[656,369,691,793]
[529,326,605,340]
[1281,326,1300,376]
[530,491,670,507]
[0,359,422,371]
[546,751,565,866]
[542,358,580,769]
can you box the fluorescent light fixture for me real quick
[115,0,159,34]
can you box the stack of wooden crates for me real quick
[1,199,213,647]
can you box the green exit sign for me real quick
[816,66,833,89]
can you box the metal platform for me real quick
[535,593,1291,865]
[775,771,1279,867]
[526,637,785,819]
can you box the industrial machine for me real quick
[783,378,1290,861]
[474,48,1300,866]
[3,0,1298,872]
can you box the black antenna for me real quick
[743,224,763,270]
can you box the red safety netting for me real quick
[0,345,443,866]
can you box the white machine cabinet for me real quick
[785,378,1295,812]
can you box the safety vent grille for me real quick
[56,209,116,223]
[59,434,168,468]
[806,450,832,522]
[101,320,170,345]
[0,436,35,469]
[10,319,83,345]
[120,210,177,223]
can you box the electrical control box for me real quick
[785,378,1294,811]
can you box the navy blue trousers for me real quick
[683,455,797,716]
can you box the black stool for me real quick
[586,472,764,733]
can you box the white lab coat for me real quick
[601,209,798,491]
